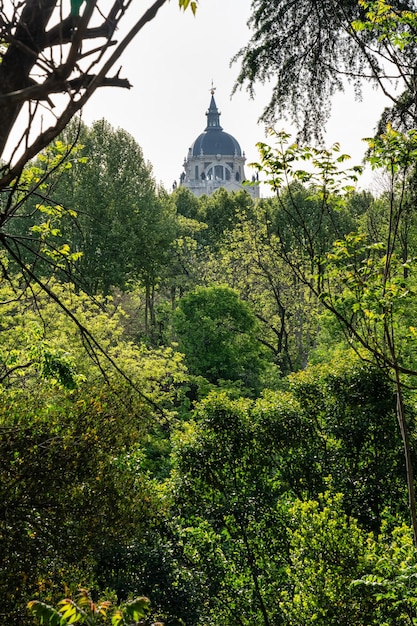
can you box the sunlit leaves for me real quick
[0,274,187,399]
[28,589,150,625]
[2,139,86,276]
[253,124,417,377]
[253,129,363,196]
[112,596,150,625]
[27,600,64,626]
[178,0,198,15]
[352,522,417,623]
[321,230,417,363]
[352,0,417,50]
[365,124,417,174]
[280,492,369,625]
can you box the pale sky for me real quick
[81,0,392,195]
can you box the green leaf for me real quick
[125,597,150,621]
[178,0,198,14]
[111,610,124,626]
[27,600,64,626]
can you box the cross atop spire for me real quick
[205,87,222,131]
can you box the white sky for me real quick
[81,0,392,196]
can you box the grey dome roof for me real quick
[190,93,242,157]
[191,130,242,157]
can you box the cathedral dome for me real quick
[179,89,259,199]
[190,93,242,157]
[191,130,242,157]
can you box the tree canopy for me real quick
[4,2,417,624]
[233,0,417,136]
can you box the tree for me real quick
[282,497,417,625]
[174,285,265,387]
[51,120,176,303]
[253,127,417,544]
[288,357,408,531]
[0,0,196,186]
[0,0,197,398]
[233,0,417,136]
[202,185,357,373]
[353,521,417,625]
[243,2,417,543]
[170,391,301,625]
[280,493,370,626]
[0,276,187,625]
[1,384,160,625]
[196,188,253,249]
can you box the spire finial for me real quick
[205,83,222,130]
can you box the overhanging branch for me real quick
[0,74,132,107]
[0,0,169,188]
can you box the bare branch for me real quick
[0,0,169,172]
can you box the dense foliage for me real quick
[4,3,417,624]
[1,118,417,626]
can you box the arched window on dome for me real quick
[214,165,224,180]
[195,165,199,180]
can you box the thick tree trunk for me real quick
[0,0,57,154]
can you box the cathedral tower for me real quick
[179,89,259,198]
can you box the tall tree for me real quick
[233,0,417,136]
[254,127,417,544]
[54,119,177,301]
